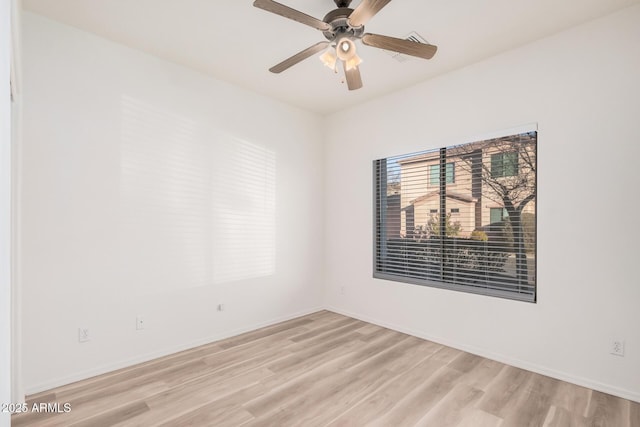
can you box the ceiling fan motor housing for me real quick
[322,7,364,42]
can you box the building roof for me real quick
[406,191,478,208]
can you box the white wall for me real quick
[20,12,325,393]
[1,0,13,424]
[325,5,640,402]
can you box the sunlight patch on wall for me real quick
[212,135,276,284]
[119,95,276,292]
[120,95,211,292]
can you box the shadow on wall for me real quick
[119,95,276,294]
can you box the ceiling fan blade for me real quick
[269,41,331,74]
[343,62,363,91]
[362,33,438,60]
[348,0,392,27]
[253,0,331,31]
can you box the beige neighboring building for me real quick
[389,138,536,239]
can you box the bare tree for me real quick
[453,132,536,286]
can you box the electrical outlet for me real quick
[136,315,145,330]
[78,328,90,343]
[340,286,346,295]
[610,340,625,357]
[217,304,225,312]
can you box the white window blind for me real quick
[374,132,537,302]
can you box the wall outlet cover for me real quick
[78,328,90,343]
[610,340,625,357]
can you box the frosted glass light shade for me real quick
[336,37,357,61]
[319,48,337,71]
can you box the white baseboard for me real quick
[26,304,639,404]
[326,305,640,404]
[24,306,324,396]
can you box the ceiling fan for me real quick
[253,0,438,91]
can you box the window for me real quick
[429,162,455,186]
[491,152,518,177]
[374,131,537,302]
[490,208,508,224]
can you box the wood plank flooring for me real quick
[12,311,639,426]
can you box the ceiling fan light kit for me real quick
[253,0,438,91]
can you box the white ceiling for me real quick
[22,0,640,115]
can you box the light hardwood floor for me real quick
[12,311,640,426]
